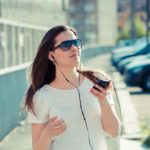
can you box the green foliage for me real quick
[135,16,147,38]
[140,122,150,148]
[143,135,150,148]
[118,15,147,40]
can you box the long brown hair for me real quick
[24,25,111,113]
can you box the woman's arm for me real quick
[99,101,120,137]
[31,117,66,150]
[32,124,52,150]
[90,84,120,137]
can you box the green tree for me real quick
[118,15,146,40]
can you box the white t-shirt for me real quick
[28,78,114,150]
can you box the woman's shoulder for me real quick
[34,84,49,95]
[32,84,51,104]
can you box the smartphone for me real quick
[93,79,110,90]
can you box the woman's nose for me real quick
[70,44,78,51]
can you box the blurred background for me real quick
[0,0,150,149]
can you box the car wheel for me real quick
[141,75,150,91]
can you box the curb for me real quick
[112,71,142,136]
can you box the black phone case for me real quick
[93,79,110,90]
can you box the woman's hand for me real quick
[42,116,67,140]
[90,83,111,104]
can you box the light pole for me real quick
[146,0,150,44]
[130,0,136,43]
[0,0,2,17]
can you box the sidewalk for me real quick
[0,120,146,150]
[120,138,146,150]
[0,121,32,150]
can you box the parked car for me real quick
[117,54,150,74]
[117,39,134,47]
[112,37,146,55]
[124,58,150,91]
[112,42,150,67]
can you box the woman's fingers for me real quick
[91,90,106,99]
[53,119,66,135]
[93,84,107,92]
[42,117,67,139]
[54,119,66,130]
[48,117,66,133]
[48,116,57,123]
[92,85,107,95]
[90,85,108,100]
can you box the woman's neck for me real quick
[56,67,79,82]
[51,66,83,89]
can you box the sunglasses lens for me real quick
[61,39,82,51]
[61,41,72,51]
[74,39,82,48]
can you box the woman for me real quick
[25,25,120,150]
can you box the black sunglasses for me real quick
[53,39,82,51]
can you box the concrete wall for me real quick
[0,65,28,140]
[97,0,118,46]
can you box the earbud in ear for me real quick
[52,55,55,62]
[48,52,54,62]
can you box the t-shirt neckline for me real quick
[46,77,88,91]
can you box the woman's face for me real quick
[50,30,81,68]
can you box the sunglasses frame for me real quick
[53,39,82,51]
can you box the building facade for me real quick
[0,0,66,26]
[0,0,67,69]
[68,0,118,46]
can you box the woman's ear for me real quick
[48,51,54,61]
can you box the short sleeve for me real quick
[27,90,50,124]
[106,91,115,105]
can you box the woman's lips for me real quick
[70,53,79,58]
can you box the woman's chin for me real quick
[69,60,80,68]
